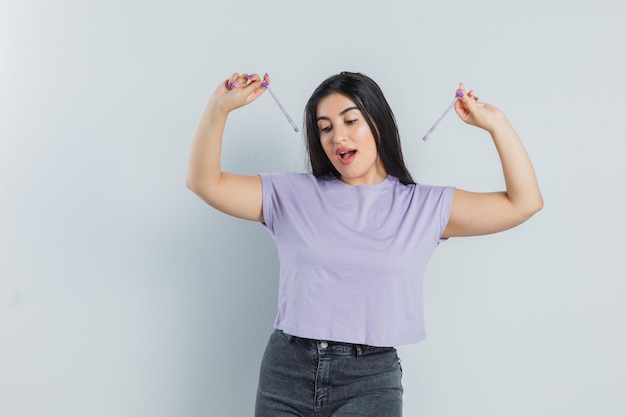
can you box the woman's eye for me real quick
[320,126,331,132]
[346,119,357,125]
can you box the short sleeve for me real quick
[437,186,456,242]
[259,173,278,234]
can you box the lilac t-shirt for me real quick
[260,173,454,347]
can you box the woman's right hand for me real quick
[209,72,270,114]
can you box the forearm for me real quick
[186,101,229,192]
[489,117,543,215]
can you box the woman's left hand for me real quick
[442,83,543,238]
[454,83,509,133]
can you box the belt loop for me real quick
[355,344,363,359]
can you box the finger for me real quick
[245,73,262,83]
[453,87,475,120]
[456,87,477,110]
[455,83,474,108]
[228,72,255,90]
[453,97,470,119]
[227,73,240,90]
[240,73,265,91]
[467,89,480,102]
[239,74,269,102]
[240,73,267,90]
[232,73,249,88]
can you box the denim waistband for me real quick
[279,330,395,357]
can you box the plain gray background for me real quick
[1,0,624,416]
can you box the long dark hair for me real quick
[304,72,415,185]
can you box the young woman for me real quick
[187,71,543,416]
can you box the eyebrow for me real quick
[315,106,360,122]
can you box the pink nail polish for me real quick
[246,74,254,79]
[260,81,269,87]
[456,90,464,98]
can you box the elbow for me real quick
[509,193,543,227]
[186,175,205,197]
[186,175,219,207]
[522,194,544,221]
[535,195,544,213]
[532,191,544,214]
[186,176,197,193]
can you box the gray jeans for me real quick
[255,329,403,416]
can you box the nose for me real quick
[331,124,347,144]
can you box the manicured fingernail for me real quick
[473,96,479,101]
[246,74,254,79]
[456,90,464,98]
[227,81,234,89]
[260,81,269,87]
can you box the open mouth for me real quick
[338,150,356,160]
[335,147,357,165]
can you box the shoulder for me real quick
[392,178,455,206]
[260,173,332,229]
[260,172,319,188]
[413,182,455,195]
[416,183,455,204]
[260,171,315,180]
[261,172,340,188]
[385,176,444,195]
[260,172,334,198]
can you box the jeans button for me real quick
[320,341,328,349]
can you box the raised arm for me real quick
[186,73,268,222]
[442,84,543,238]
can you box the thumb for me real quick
[454,84,481,123]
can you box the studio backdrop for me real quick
[1,1,624,416]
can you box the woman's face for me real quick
[316,93,387,186]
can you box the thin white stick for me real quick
[263,83,299,133]
[422,97,458,141]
